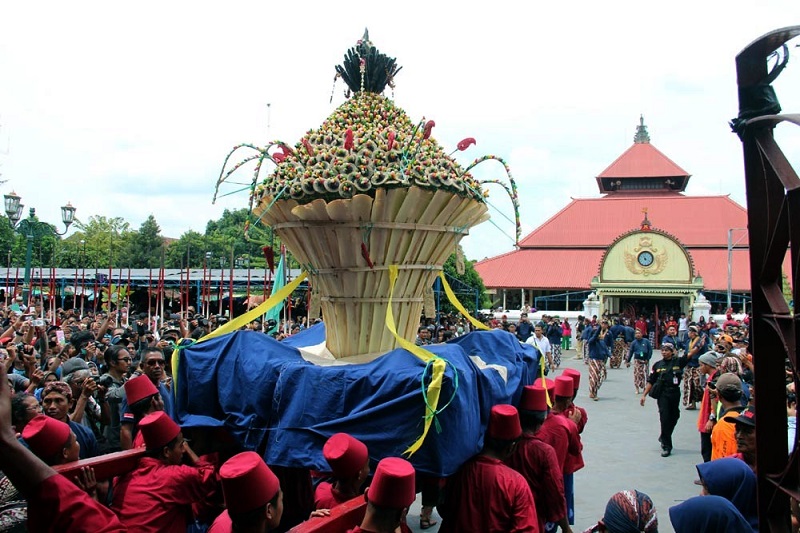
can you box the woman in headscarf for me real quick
[582,489,658,533]
[670,495,753,532]
[696,457,758,531]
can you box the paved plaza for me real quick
[405,349,701,533]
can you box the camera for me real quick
[95,374,114,388]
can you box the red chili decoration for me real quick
[360,242,374,269]
[302,139,315,157]
[457,137,476,151]
[262,246,275,273]
[345,129,354,151]
[273,152,286,163]
[387,131,395,151]
[423,120,435,140]
[280,144,294,158]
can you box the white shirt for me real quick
[525,335,551,356]
[678,318,689,332]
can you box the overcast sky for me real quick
[0,2,798,262]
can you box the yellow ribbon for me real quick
[437,272,490,331]
[539,352,552,408]
[171,272,308,394]
[385,266,445,457]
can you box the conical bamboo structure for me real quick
[250,38,490,359]
[256,187,488,357]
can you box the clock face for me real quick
[638,251,654,267]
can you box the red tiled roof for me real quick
[474,247,758,292]
[474,249,604,290]
[597,142,690,179]
[517,195,749,248]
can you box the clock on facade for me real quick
[637,251,654,267]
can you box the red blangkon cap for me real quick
[554,376,574,398]
[323,433,369,479]
[22,415,71,460]
[124,375,159,406]
[561,368,581,390]
[139,411,180,450]
[487,404,522,440]
[220,451,280,514]
[367,457,416,509]
[519,385,548,412]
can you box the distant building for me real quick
[474,118,790,317]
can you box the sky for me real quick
[0,1,798,263]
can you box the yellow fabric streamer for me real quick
[437,272,490,331]
[539,353,552,408]
[171,272,308,394]
[384,266,445,457]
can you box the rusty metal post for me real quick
[734,26,800,532]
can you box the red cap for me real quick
[554,376,574,398]
[0,337,12,346]
[124,375,159,406]
[220,451,280,514]
[367,457,416,509]
[533,378,556,403]
[22,415,71,459]
[139,411,180,450]
[519,385,548,412]
[561,368,581,390]
[323,433,368,479]
[487,404,522,440]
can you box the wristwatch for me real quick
[708,414,716,421]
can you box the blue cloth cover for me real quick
[175,324,539,476]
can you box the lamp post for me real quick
[727,227,748,312]
[4,192,76,304]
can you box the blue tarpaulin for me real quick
[176,323,539,476]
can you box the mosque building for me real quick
[473,118,788,318]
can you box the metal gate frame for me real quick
[734,25,800,532]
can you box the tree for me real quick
[117,215,165,268]
[165,230,206,268]
[439,246,490,315]
[0,213,61,268]
[62,216,132,268]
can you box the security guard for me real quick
[640,342,688,457]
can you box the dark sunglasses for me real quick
[146,359,165,366]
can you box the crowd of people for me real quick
[481,308,793,532]
[0,297,793,532]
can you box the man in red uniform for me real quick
[111,411,217,532]
[350,457,416,533]
[120,375,163,449]
[315,432,370,510]
[22,414,81,466]
[552,376,584,529]
[440,404,538,532]
[0,361,126,531]
[506,385,569,533]
[535,383,581,476]
[560,369,588,434]
[209,451,283,532]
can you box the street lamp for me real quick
[4,192,76,303]
[727,227,748,312]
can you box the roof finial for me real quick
[634,115,650,144]
[640,207,651,229]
